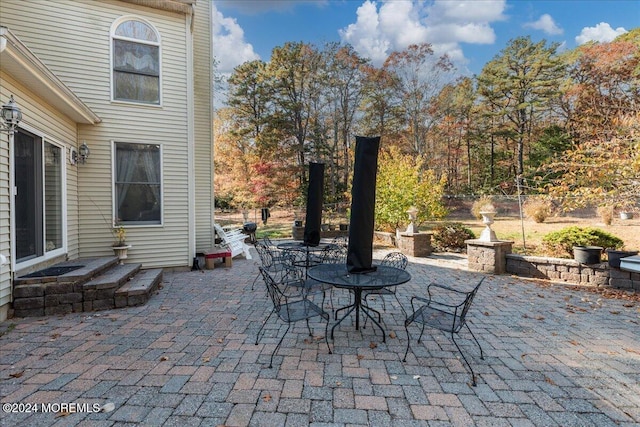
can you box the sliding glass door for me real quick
[14,129,63,263]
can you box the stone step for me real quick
[83,263,141,290]
[15,256,119,286]
[115,268,163,308]
[82,263,141,312]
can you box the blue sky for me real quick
[212,0,638,77]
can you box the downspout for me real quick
[186,11,196,265]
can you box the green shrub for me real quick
[432,222,476,252]
[542,226,624,257]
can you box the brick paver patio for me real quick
[1,247,639,426]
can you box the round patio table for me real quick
[277,241,328,274]
[307,264,411,342]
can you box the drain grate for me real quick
[21,265,84,278]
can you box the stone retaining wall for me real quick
[506,254,640,291]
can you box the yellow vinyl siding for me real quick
[0,73,79,292]
[192,0,214,253]
[1,0,212,269]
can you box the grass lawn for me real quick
[216,209,640,257]
[452,215,639,256]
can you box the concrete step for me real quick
[115,268,163,308]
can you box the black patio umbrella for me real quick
[347,136,380,273]
[303,162,325,246]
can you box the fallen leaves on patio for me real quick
[623,347,640,355]
[529,279,640,303]
[9,371,24,378]
[159,356,169,361]
[202,357,210,363]
[388,331,396,339]
[50,333,60,340]
[565,304,588,313]
[545,377,556,385]
[369,342,378,349]
[262,393,272,402]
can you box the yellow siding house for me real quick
[0,0,214,321]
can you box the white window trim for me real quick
[109,15,163,107]
[111,140,164,228]
[13,123,68,269]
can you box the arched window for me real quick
[111,18,160,104]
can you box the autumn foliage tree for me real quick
[215,31,639,213]
[543,113,639,212]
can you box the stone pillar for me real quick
[397,232,432,257]
[466,239,513,274]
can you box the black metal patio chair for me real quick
[320,243,347,264]
[252,240,292,290]
[255,267,331,368]
[363,252,408,314]
[330,235,348,248]
[403,277,486,386]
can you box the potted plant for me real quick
[111,220,131,263]
[606,249,639,268]
[573,246,603,264]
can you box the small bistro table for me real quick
[307,264,411,342]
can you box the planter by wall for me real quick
[606,249,639,268]
[112,245,132,264]
[619,212,634,220]
[573,246,603,264]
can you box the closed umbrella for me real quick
[347,136,380,273]
[303,162,324,246]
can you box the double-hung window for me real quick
[112,19,160,104]
[114,142,162,225]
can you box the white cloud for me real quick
[339,1,390,64]
[524,14,563,35]
[575,22,627,44]
[339,0,506,68]
[212,4,260,73]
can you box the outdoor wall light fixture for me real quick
[79,142,90,163]
[72,141,91,164]
[1,95,22,134]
